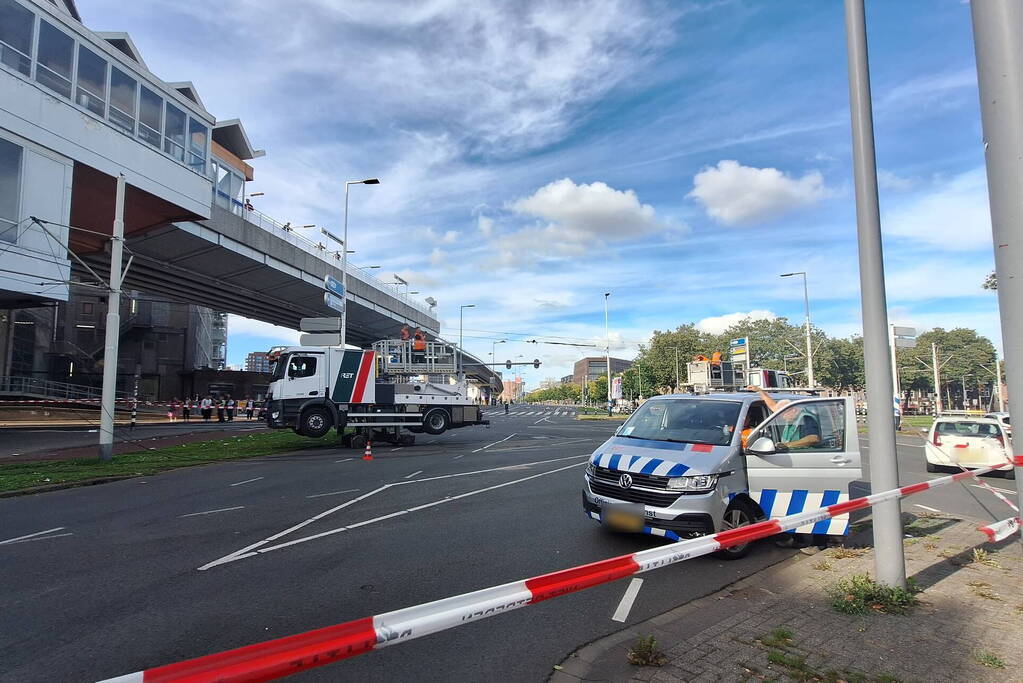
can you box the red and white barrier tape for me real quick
[98,461,1017,683]
[980,516,1021,542]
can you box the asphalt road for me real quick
[1,407,1016,682]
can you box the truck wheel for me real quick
[1002,466,1016,480]
[350,434,367,450]
[400,434,415,447]
[422,409,450,435]
[713,503,756,560]
[299,407,331,438]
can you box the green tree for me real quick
[896,328,997,404]
[637,324,710,392]
[820,336,865,391]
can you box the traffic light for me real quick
[533,359,541,369]
[505,360,512,369]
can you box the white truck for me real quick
[264,338,488,447]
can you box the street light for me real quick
[604,292,612,416]
[340,178,380,349]
[781,272,815,387]
[491,339,506,366]
[459,304,475,379]
[358,265,381,270]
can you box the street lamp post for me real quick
[780,272,815,388]
[459,304,475,380]
[341,178,379,349]
[604,292,612,416]
[491,339,506,366]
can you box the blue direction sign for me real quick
[324,274,345,298]
[324,291,345,313]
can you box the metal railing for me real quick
[0,377,131,401]
[238,206,435,317]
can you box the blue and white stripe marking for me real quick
[750,489,850,535]
[590,452,690,478]
[586,511,681,541]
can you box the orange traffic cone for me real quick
[362,439,373,461]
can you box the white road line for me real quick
[472,433,516,453]
[452,454,465,460]
[972,484,1017,495]
[229,477,264,487]
[534,416,550,425]
[334,458,354,463]
[252,461,586,557]
[0,526,66,546]
[306,489,361,499]
[896,442,924,448]
[611,578,644,623]
[391,448,403,452]
[180,506,245,518]
[404,470,423,479]
[914,504,941,512]
[0,532,74,545]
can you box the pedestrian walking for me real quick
[226,395,236,422]
[504,401,509,415]
[201,395,213,422]
[181,398,191,422]
[245,396,255,420]
[168,398,179,422]
[216,397,225,423]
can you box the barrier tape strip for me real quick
[927,441,1019,513]
[98,461,1017,683]
[979,516,1021,543]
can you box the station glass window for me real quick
[0,0,34,76]
[108,66,137,133]
[75,45,106,116]
[138,86,162,147]
[35,20,73,98]
[0,137,21,244]
[163,103,185,161]
[187,118,207,174]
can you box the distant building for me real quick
[538,377,559,390]
[245,351,271,373]
[572,356,632,386]
[560,374,573,385]
[501,376,525,402]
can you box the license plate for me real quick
[605,504,645,532]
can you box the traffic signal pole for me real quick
[970,0,1023,537]
[98,174,126,461]
[843,0,906,587]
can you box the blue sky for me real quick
[80,0,998,386]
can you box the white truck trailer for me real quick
[264,338,488,447]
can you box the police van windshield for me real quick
[619,399,741,447]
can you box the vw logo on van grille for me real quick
[618,473,633,489]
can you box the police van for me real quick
[582,391,861,559]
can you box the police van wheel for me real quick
[925,460,939,473]
[299,407,331,438]
[422,409,450,435]
[714,503,756,560]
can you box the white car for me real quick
[983,412,1012,439]
[925,417,1014,479]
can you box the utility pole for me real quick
[996,356,1003,411]
[888,324,900,407]
[931,342,943,415]
[844,0,906,587]
[98,174,126,461]
[675,347,680,392]
[971,0,1023,536]
[604,292,612,417]
[130,362,140,431]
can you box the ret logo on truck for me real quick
[619,473,633,489]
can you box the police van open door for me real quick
[743,397,861,535]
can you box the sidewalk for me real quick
[552,514,1022,682]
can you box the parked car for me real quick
[983,411,1011,439]
[924,417,1014,479]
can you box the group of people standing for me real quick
[167,396,261,423]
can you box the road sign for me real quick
[892,326,916,338]
[895,337,916,348]
[729,337,747,347]
[300,317,342,332]
[324,274,345,298]
[324,291,345,313]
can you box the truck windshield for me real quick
[270,354,289,381]
[618,399,742,447]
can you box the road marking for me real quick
[472,433,516,453]
[251,461,586,558]
[334,458,354,463]
[611,578,644,622]
[534,415,550,425]
[180,506,245,518]
[404,470,423,479]
[914,504,941,512]
[452,454,464,460]
[972,484,1017,495]
[306,489,361,499]
[0,526,67,546]
[391,448,403,452]
[229,477,264,487]
[200,454,589,570]
[896,442,924,448]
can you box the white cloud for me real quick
[442,230,458,244]
[877,169,916,192]
[227,315,301,344]
[688,160,827,225]
[429,247,447,266]
[696,309,777,335]
[883,168,991,250]
[511,178,661,237]
[477,215,494,237]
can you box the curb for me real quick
[0,474,139,498]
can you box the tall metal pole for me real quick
[340,182,350,350]
[931,342,943,416]
[801,274,815,388]
[98,174,126,461]
[604,292,612,416]
[674,347,680,392]
[844,0,906,587]
[888,324,900,417]
[995,356,1003,412]
[459,304,474,381]
[972,2,1023,526]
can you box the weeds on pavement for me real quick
[828,574,919,615]
[829,546,867,559]
[975,650,1006,669]
[812,559,834,571]
[626,635,666,667]
[967,580,1001,601]
[971,548,1002,569]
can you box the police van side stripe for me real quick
[758,489,778,518]
[786,489,808,516]
[639,459,661,475]
[608,454,622,471]
[812,491,842,534]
